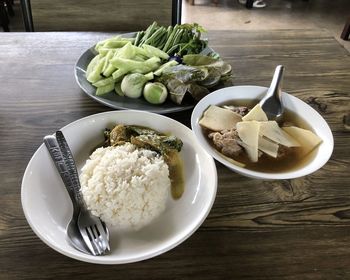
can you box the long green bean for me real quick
[167,29,183,54]
[139,22,157,46]
[156,33,168,50]
[133,22,207,56]
[134,31,143,46]
[162,30,176,52]
[144,27,166,46]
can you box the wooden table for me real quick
[0,30,349,279]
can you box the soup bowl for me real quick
[191,86,334,180]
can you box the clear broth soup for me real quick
[204,99,319,173]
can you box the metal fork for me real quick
[44,131,110,256]
[77,209,110,256]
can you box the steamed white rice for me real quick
[80,143,170,230]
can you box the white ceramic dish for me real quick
[74,33,217,114]
[21,111,217,264]
[191,85,334,180]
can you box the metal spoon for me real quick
[66,217,90,254]
[44,135,91,254]
[259,65,285,122]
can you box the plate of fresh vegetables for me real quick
[75,22,233,113]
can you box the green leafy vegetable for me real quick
[157,54,233,104]
[161,64,208,83]
[182,54,218,66]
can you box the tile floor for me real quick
[182,0,350,52]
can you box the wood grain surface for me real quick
[30,0,173,31]
[0,30,349,280]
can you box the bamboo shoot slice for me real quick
[258,136,279,158]
[283,126,322,156]
[242,104,268,122]
[236,121,260,162]
[260,121,300,147]
[199,105,242,131]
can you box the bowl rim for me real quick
[21,110,218,264]
[191,85,334,180]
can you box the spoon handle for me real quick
[265,65,284,100]
[44,132,86,211]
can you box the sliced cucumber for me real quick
[96,82,115,96]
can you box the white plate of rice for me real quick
[21,110,217,264]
